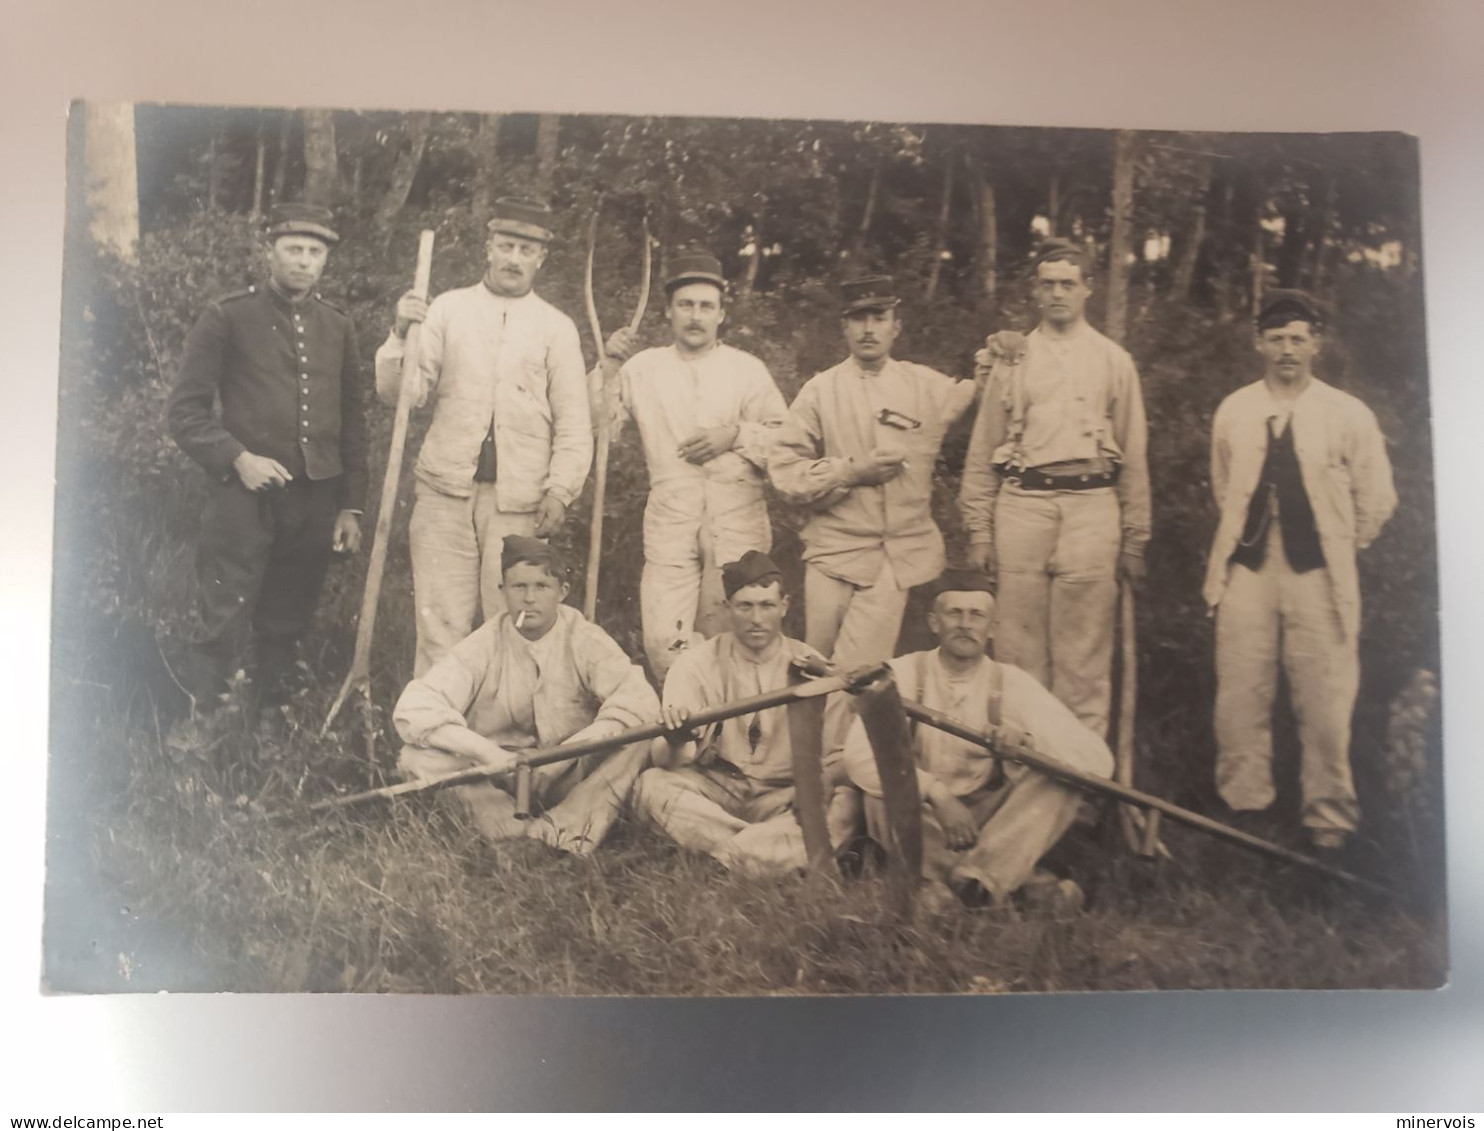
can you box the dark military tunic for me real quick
[166,283,369,702]
[168,283,367,508]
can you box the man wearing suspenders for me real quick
[840,570,1114,911]
[958,239,1151,742]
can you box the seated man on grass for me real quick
[392,535,658,856]
[842,569,1113,912]
[632,551,861,872]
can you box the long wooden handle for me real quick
[582,207,607,622]
[322,230,435,733]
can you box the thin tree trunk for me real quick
[82,101,139,263]
[1047,170,1060,237]
[965,151,997,304]
[471,113,504,218]
[250,115,267,219]
[372,112,431,247]
[1105,130,1136,344]
[1304,171,1337,293]
[301,108,338,206]
[741,205,765,297]
[1250,212,1267,321]
[1171,156,1213,301]
[205,123,220,213]
[535,113,560,199]
[270,109,291,205]
[846,152,884,268]
[925,151,955,302]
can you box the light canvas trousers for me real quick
[805,557,912,753]
[1214,525,1360,833]
[994,486,1120,740]
[866,767,1083,899]
[640,484,770,682]
[633,762,859,873]
[408,480,537,677]
[398,740,649,856]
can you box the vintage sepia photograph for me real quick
[44,100,1444,996]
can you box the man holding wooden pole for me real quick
[841,569,1113,912]
[375,198,592,676]
[631,551,859,872]
[391,536,657,855]
[598,250,788,680]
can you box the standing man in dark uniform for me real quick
[167,203,368,715]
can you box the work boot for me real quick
[1019,873,1085,918]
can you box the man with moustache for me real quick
[768,276,984,748]
[841,570,1113,911]
[393,536,658,856]
[376,198,592,676]
[958,238,1150,742]
[631,551,860,872]
[167,203,367,714]
[598,251,789,680]
[1205,289,1395,854]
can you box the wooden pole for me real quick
[583,210,651,623]
[898,697,1395,899]
[322,230,436,762]
[291,673,851,816]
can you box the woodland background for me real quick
[44,102,1444,994]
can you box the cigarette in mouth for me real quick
[516,610,529,628]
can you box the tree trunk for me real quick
[1250,211,1268,321]
[301,108,338,206]
[250,115,267,219]
[1046,170,1060,237]
[1104,130,1136,344]
[1303,171,1337,293]
[925,151,955,302]
[846,152,884,268]
[740,205,765,298]
[371,112,431,248]
[535,113,560,199]
[81,101,139,263]
[471,113,504,218]
[270,109,291,206]
[205,123,220,213]
[1171,156,1213,301]
[965,151,997,304]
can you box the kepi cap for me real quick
[841,275,900,315]
[263,202,339,245]
[665,250,727,294]
[1257,288,1325,331]
[1033,237,1090,273]
[488,197,556,243]
[722,550,784,599]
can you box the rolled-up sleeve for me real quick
[733,361,790,469]
[167,304,246,480]
[768,380,855,509]
[543,317,594,507]
[374,297,444,409]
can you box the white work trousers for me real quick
[641,482,770,682]
[398,740,649,856]
[805,557,911,753]
[865,767,1083,899]
[994,486,1120,740]
[633,762,859,873]
[408,480,537,677]
[1214,526,1360,834]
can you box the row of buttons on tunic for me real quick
[296,309,310,443]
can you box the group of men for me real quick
[165,193,1396,913]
